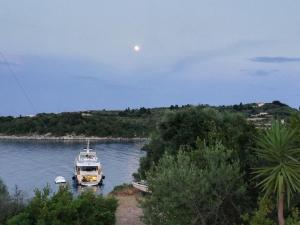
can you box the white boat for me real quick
[55,176,66,184]
[132,180,150,193]
[74,140,104,186]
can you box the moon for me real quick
[133,45,141,52]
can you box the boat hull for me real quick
[80,181,101,187]
[132,181,150,193]
[75,174,103,186]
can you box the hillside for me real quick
[218,101,298,128]
[0,101,298,137]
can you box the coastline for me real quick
[0,135,149,143]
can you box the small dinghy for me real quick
[132,180,150,193]
[55,176,66,184]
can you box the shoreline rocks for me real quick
[0,135,149,143]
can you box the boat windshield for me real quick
[79,152,97,161]
[79,166,98,171]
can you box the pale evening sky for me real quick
[0,0,300,115]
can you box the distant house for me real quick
[247,117,265,122]
[25,114,36,118]
[257,102,265,107]
[258,112,268,116]
[81,113,92,117]
[247,111,272,129]
[250,112,269,118]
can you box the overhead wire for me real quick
[0,51,37,115]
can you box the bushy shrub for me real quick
[142,143,247,225]
[241,198,276,225]
[138,107,257,179]
[0,179,25,225]
[7,186,118,225]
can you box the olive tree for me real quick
[142,143,247,225]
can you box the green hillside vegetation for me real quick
[0,107,161,137]
[0,183,117,225]
[1,101,300,224]
[0,180,24,225]
[143,143,248,225]
[219,101,296,118]
[0,101,298,137]
[138,104,300,225]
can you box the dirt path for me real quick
[115,195,145,225]
[112,186,145,225]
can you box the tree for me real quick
[138,107,257,180]
[254,121,300,225]
[289,113,300,145]
[272,101,287,107]
[142,143,247,225]
[0,178,10,224]
[0,179,25,225]
[241,198,276,225]
[7,185,118,225]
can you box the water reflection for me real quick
[74,185,102,195]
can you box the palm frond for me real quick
[253,121,300,207]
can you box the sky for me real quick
[0,0,300,116]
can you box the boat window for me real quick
[80,166,98,171]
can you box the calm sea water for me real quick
[0,140,145,197]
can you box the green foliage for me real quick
[285,208,300,225]
[142,143,247,225]
[110,183,132,194]
[241,198,276,225]
[0,179,25,225]
[0,179,10,224]
[254,121,300,207]
[0,178,9,200]
[138,107,257,179]
[222,101,297,119]
[0,102,296,138]
[7,186,118,225]
[0,108,160,137]
[289,113,300,145]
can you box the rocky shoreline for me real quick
[0,135,149,143]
